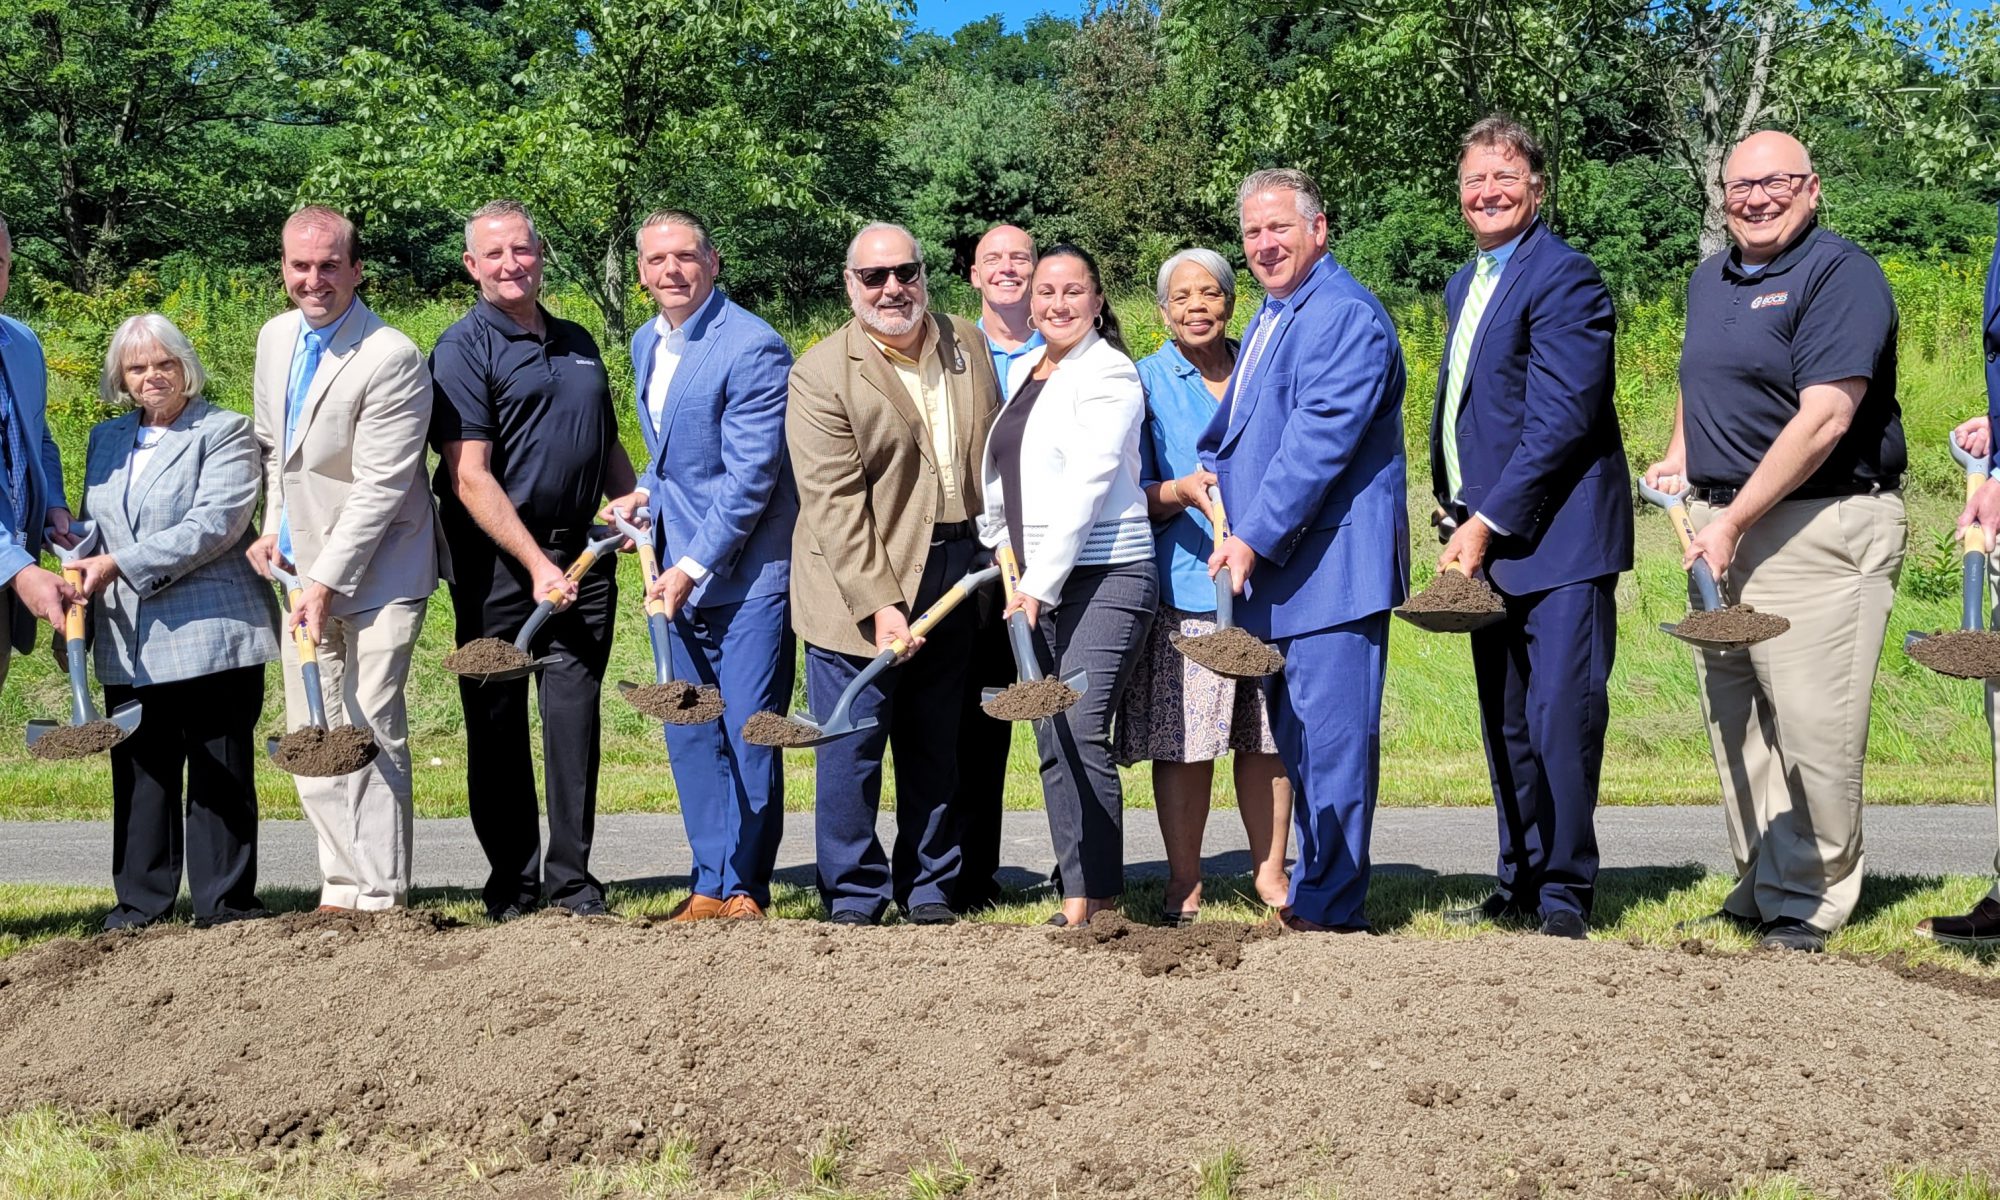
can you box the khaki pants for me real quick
[281,598,426,910]
[1689,492,1905,931]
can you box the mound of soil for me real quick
[1169,625,1285,678]
[1396,569,1506,632]
[2,916,1998,1198]
[443,637,535,677]
[1054,912,1276,976]
[1905,629,2000,679]
[740,710,824,748]
[268,725,378,777]
[1674,604,1791,647]
[981,678,1080,721]
[26,719,127,761]
[620,681,725,725]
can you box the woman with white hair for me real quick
[69,312,279,930]
[1113,248,1293,924]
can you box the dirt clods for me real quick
[268,724,378,777]
[1674,604,1791,647]
[620,681,725,725]
[740,710,825,747]
[1905,629,2000,678]
[1397,568,1507,632]
[26,719,128,760]
[981,678,1080,721]
[1053,912,1275,976]
[1169,625,1285,678]
[443,637,535,677]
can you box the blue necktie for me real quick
[0,362,29,549]
[1233,303,1282,399]
[278,327,326,561]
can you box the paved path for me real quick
[0,805,1990,890]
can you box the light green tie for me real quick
[1441,252,1500,500]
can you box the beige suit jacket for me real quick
[253,301,446,616]
[787,312,998,657]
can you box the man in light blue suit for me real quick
[623,209,797,921]
[0,215,79,689]
[1200,168,1409,933]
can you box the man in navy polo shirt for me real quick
[430,199,644,921]
[1642,131,1906,954]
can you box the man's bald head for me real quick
[1722,130,1820,266]
[970,224,1036,320]
[1725,130,1813,180]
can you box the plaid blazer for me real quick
[79,399,280,686]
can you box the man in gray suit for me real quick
[248,206,444,912]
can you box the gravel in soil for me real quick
[1673,604,1792,647]
[620,681,725,725]
[981,678,1080,721]
[1396,569,1507,632]
[740,710,825,747]
[2,916,1997,1198]
[442,637,535,676]
[25,719,127,761]
[1905,629,2000,678]
[268,725,378,777]
[1168,625,1284,678]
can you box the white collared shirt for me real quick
[637,288,723,582]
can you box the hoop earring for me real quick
[1093,313,1104,330]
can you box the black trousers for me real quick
[451,541,616,914]
[102,664,266,928]
[951,590,1016,909]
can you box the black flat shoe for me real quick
[1539,910,1588,940]
[1442,893,1532,927]
[1675,908,1763,936]
[1916,897,2000,948]
[1045,912,1071,927]
[1159,905,1198,928]
[1757,919,1829,953]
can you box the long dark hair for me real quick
[1036,243,1127,357]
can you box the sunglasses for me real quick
[849,261,924,289]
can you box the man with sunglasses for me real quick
[787,222,1001,926]
[1642,130,1906,953]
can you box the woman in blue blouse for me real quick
[1113,248,1292,924]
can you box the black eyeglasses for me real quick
[1723,172,1810,202]
[849,261,924,289]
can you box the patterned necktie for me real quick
[1227,302,1283,417]
[278,326,326,561]
[1441,253,1500,500]
[0,363,27,548]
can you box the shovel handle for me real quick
[278,586,330,728]
[284,587,318,666]
[1689,559,1723,613]
[996,545,1021,603]
[889,565,1001,656]
[1965,465,1990,557]
[636,542,666,618]
[1205,487,1237,629]
[61,567,84,644]
[546,547,600,604]
[1206,486,1230,543]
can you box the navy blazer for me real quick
[1985,203,2000,428]
[1430,220,1632,595]
[630,289,797,610]
[1199,253,1409,639]
[0,315,66,653]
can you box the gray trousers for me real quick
[1032,560,1157,898]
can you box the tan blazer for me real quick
[253,301,447,616]
[786,312,998,657]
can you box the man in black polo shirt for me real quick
[1643,131,1906,953]
[430,199,643,921]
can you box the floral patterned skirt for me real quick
[1112,603,1279,766]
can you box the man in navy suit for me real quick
[624,209,797,922]
[1430,116,1631,939]
[1200,168,1409,933]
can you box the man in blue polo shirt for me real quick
[1642,131,1906,954]
[430,199,643,921]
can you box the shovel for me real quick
[1637,477,1788,650]
[1170,486,1285,676]
[1905,435,2000,678]
[980,545,1087,721]
[265,564,379,776]
[606,509,723,725]
[446,528,624,683]
[25,520,141,758]
[743,563,1001,749]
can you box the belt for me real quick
[931,520,975,544]
[1688,477,1899,507]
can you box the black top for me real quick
[428,299,617,543]
[990,376,1048,561]
[1678,222,1904,492]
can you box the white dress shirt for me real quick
[637,289,723,582]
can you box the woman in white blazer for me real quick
[979,245,1158,926]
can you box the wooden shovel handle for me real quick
[1207,486,1230,545]
[544,547,600,605]
[285,587,317,665]
[637,543,666,617]
[61,567,84,643]
[996,545,1022,603]
[1967,467,1990,556]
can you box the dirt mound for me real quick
[740,710,824,747]
[26,719,128,760]
[1168,625,1284,678]
[1906,629,2000,678]
[1396,569,1506,632]
[981,678,1079,721]
[619,681,725,725]
[443,637,535,677]
[1673,604,1791,647]
[1,918,1997,1197]
[268,724,377,777]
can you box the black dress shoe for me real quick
[559,898,612,918]
[1442,893,1532,927]
[1539,910,1588,940]
[829,909,877,926]
[1675,908,1762,936]
[905,902,959,926]
[1757,918,1829,953]
[193,907,270,930]
[1916,897,2000,948]
[487,902,535,923]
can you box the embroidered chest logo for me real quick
[1750,291,1790,311]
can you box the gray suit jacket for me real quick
[79,400,281,686]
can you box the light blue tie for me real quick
[1233,303,1282,399]
[1441,253,1500,500]
[278,327,326,561]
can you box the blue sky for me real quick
[910,0,1082,32]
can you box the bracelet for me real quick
[1168,478,1187,508]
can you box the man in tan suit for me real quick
[788,221,999,925]
[249,205,444,911]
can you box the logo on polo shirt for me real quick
[1750,291,1790,310]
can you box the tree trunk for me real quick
[598,231,628,352]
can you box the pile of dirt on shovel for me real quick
[621,681,725,724]
[741,710,825,747]
[26,719,127,761]
[981,677,1080,721]
[3,914,2000,1199]
[1906,629,2000,678]
[1169,624,1285,677]
[442,637,534,676]
[268,725,377,777]
[1400,569,1507,619]
[1675,604,1791,647]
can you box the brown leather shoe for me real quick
[667,894,726,923]
[719,895,766,920]
[315,904,350,913]
[1916,896,2000,947]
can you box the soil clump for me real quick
[1905,629,2000,678]
[1396,569,1507,632]
[1673,604,1791,647]
[1053,912,1276,976]
[26,719,127,761]
[268,725,378,777]
[621,681,725,724]
[1169,625,1284,678]
[981,678,1080,721]
[443,637,535,677]
[740,710,825,747]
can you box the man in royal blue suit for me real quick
[1201,168,1409,933]
[1430,116,1631,940]
[624,209,797,921]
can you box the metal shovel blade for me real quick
[980,667,1090,706]
[457,652,566,685]
[26,699,142,754]
[1393,605,1505,634]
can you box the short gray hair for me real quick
[846,222,923,268]
[101,313,206,408]
[464,200,540,253]
[634,209,716,257]
[1154,248,1236,309]
[1236,168,1324,224]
